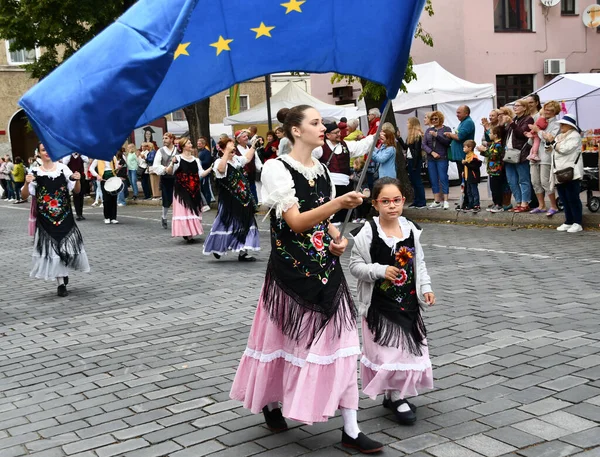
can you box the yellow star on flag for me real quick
[174,42,190,60]
[210,36,233,56]
[251,22,275,39]
[281,0,305,14]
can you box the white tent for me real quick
[533,73,600,132]
[168,120,232,142]
[223,82,365,126]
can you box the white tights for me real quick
[386,390,411,412]
[162,207,169,219]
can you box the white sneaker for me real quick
[567,223,583,233]
[110,219,119,224]
[104,219,110,224]
[202,205,211,213]
[556,223,572,232]
[91,202,99,207]
[428,202,442,209]
[117,203,125,207]
[443,201,450,210]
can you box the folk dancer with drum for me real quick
[202,137,260,261]
[21,143,90,297]
[151,132,177,229]
[166,137,213,243]
[89,157,121,224]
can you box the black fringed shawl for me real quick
[174,158,202,216]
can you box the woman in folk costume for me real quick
[230,106,383,454]
[21,143,90,297]
[166,137,212,243]
[202,137,260,262]
[89,156,119,224]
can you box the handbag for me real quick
[503,130,523,164]
[553,153,581,184]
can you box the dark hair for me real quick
[218,137,233,151]
[530,93,542,111]
[464,140,476,150]
[490,125,504,139]
[340,117,347,123]
[266,130,275,139]
[276,105,313,144]
[14,156,23,164]
[372,177,403,200]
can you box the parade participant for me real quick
[166,137,212,243]
[21,143,90,297]
[230,105,383,454]
[197,137,214,207]
[202,137,260,261]
[312,123,374,223]
[89,156,119,224]
[152,132,177,229]
[235,129,262,203]
[349,177,435,426]
[63,152,89,220]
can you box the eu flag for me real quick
[20,0,425,161]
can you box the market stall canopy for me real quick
[533,73,600,132]
[391,61,495,112]
[223,82,365,126]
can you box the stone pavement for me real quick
[1,199,600,457]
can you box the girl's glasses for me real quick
[375,197,404,207]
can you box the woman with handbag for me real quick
[503,100,533,212]
[543,114,584,233]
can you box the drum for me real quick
[104,176,124,195]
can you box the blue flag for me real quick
[20,0,425,161]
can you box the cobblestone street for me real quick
[1,200,600,457]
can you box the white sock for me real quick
[162,207,169,219]
[56,277,64,286]
[390,391,411,412]
[267,402,280,412]
[341,408,360,439]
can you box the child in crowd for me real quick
[461,140,482,212]
[482,126,505,213]
[349,177,435,426]
[525,113,548,162]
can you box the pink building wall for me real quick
[312,0,600,104]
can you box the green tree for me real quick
[331,0,434,200]
[0,0,210,144]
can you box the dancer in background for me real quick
[203,137,260,261]
[167,137,212,243]
[21,143,90,297]
[63,152,89,220]
[152,132,177,229]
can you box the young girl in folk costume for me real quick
[349,177,435,426]
[21,143,90,297]
[230,106,384,454]
[166,137,212,243]
[202,137,260,261]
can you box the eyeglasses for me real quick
[430,117,439,121]
[375,197,404,207]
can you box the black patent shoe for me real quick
[341,430,383,454]
[57,285,69,297]
[262,406,288,432]
[161,218,167,229]
[64,276,69,286]
[382,398,417,425]
[212,253,221,259]
[238,253,256,262]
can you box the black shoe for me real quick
[213,253,221,259]
[75,216,83,221]
[183,236,189,241]
[262,406,288,432]
[341,430,383,454]
[238,253,256,262]
[79,216,86,221]
[57,285,69,297]
[161,218,167,229]
[64,276,69,286]
[382,398,417,425]
[187,238,195,244]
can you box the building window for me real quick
[561,0,576,15]
[5,39,37,65]
[172,109,186,121]
[494,0,533,31]
[225,95,250,116]
[496,74,534,108]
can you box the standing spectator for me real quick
[263,131,279,162]
[544,114,584,233]
[63,152,89,220]
[197,137,214,205]
[372,130,397,179]
[125,144,139,200]
[12,157,26,203]
[504,99,533,212]
[248,126,259,145]
[137,143,152,199]
[275,127,291,156]
[398,117,427,209]
[461,140,482,212]
[367,108,381,135]
[529,101,561,216]
[0,157,9,199]
[144,143,160,200]
[482,126,506,213]
[422,111,452,209]
[481,110,500,144]
[345,118,364,142]
[445,105,475,208]
[338,117,349,139]
[4,156,15,201]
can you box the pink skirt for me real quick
[361,318,434,400]
[28,200,37,237]
[171,196,202,237]
[230,290,361,425]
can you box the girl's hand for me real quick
[71,172,81,180]
[329,236,347,256]
[26,174,35,183]
[385,266,400,282]
[337,191,363,210]
[379,131,386,141]
[477,145,486,152]
[542,132,555,143]
[424,292,436,306]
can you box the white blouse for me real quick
[171,154,206,175]
[213,155,247,179]
[261,155,336,219]
[28,163,76,195]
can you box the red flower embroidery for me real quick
[43,195,51,202]
[238,180,245,192]
[393,269,408,286]
[49,199,59,208]
[311,231,325,251]
[322,277,328,285]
